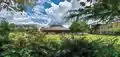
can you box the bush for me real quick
[70,21,89,33]
[113,29,120,35]
[0,20,12,56]
[56,37,95,57]
[1,32,96,57]
[1,31,46,57]
[0,31,120,57]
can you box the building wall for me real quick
[98,24,112,34]
[112,22,120,28]
[95,22,120,34]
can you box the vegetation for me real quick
[1,0,120,57]
[0,30,120,57]
[69,21,89,33]
[16,0,25,3]
[110,28,120,35]
[0,20,120,57]
[67,0,120,23]
[0,20,13,56]
[14,0,35,11]
[16,0,35,6]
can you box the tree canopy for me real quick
[67,0,120,23]
[16,0,24,3]
[69,21,89,32]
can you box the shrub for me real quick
[70,21,89,33]
[1,31,46,57]
[0,31,120,57]
[56,37,95,57]
[113,29,120,35]
[1,32,97,57]
[0,20,12,56]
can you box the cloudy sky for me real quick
[0,0,94,27]
[23,0,84,25]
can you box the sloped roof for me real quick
[41,25,70,31]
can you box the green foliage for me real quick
[16,0,24,3]
[1,31,46,57]
[85,34,120,57]
[56,37,95,57]
[1,30,120,57]
[0,19,120,57]
[11,4,24,11]
[67,0,120,23]
[0,21,120,57]
[0,20,12,56]
[16,0,35,6]
[70,21,89,32]
[3,32,95,57]
[110,28,120,35]
[0,20,10,35]
[86,0,120,22]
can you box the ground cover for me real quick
[1,31,120,57]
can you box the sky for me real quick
[23,0,93,26]
[0,0,95,27]
[24,0,82,25]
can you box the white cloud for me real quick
[0,0,91,27]
[45,0,73,25]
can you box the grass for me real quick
[84,34,120,44]
[10,32,120,45]
[45,34,120,42]
[46,34,120,49]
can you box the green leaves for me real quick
[67,0,120,23]
[69,21,89,32]
[1,31,120,57]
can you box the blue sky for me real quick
[44,0,65,8]
[17,0,92,26]
[25,0,63,15]
[51,0,61,5]
[0,0,94,26]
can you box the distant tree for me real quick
[9,23,15,31]
[69,21,89,33]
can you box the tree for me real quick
[67,0,120,23]
[16,0,24,3]
[69,21,89,33]
[0,20,10,36]
[16,0,35,5]
[0,20,11,55]
[15,0,35,11]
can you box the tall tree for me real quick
[67,0,120,23]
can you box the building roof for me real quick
[41,27,69,31]
[41,25,70,31]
